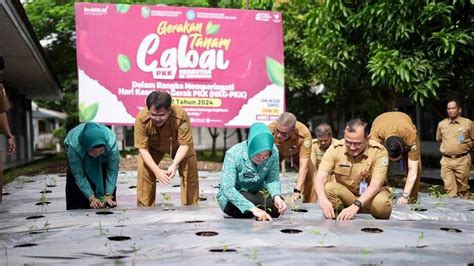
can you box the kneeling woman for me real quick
[64,122,120,210]
[217,123,286,221]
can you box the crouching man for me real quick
[314,118,392,220]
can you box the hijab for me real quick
[247,122,274,160]
[79,123,108,197]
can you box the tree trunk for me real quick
[208,128,219,157]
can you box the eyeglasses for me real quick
[344,139,365,148]
[275,128,293,138]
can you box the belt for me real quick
[442,152,469,159]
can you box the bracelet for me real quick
[171,161,178,167]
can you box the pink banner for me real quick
[75,3,284,127]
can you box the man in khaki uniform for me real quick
[370,112,421,204]
[0,57,16,204]
[436,100,473,198]
[311,123,338,182]
[268,112,315,203]
[134,91,199,207]
[315,118,392,220]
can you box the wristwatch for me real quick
[353,199,362,208]
[401,192,410,199]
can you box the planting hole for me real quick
[199,197,207,201]
[209,248,237,253]
[361,228,383,233]
[96,211,114,215]
[281,229,303,234]
[172,184,180,187]
[292,208,308,213]
[28,231,45,235]
[128,185,136,189]
[14,243,38,248]
[35,202,50,206]
[416,245,428,248]
[46,184,57,188]
[411,207,427,212]
[105,255,128,259]
[440,227,462,233]
[468,209,474,212]
[196,231,218,236]
[163,208,177,211]
[58,174,67,177]
[108,236,131,241]
[40,190,52,194]
[185,220,205,223]
[211,184,220,189]
[2,192,10,196]
[315,245,335,249]
[24,180,35,183]
[26,215,45,220]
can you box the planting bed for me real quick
[0,171,473,264]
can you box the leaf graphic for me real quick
[265,57,284,87]
[117,54,131,72]
[80,103,99,122]
[141,7,151,19]
[115,4,131,14]
[206,22,221,35]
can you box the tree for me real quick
[24,0,209,131]
[278,0,473,120]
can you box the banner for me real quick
[75,3,284,127]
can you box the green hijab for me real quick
[79,123,108,197]
[247,122,274,159]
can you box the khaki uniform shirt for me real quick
[0,82,11,113]
[311,138,339,171]
[268,121,312,161]
[319,140,389,195]
[134,105,195,156]
[436,117,473,155]
[371,112,420,161]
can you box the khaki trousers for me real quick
[325,182,392,219]
[440,154,471,199]
[302,161,317,203]
[137,152,199,207]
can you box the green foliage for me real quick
[428,185,446,198]
[277,0,473,118]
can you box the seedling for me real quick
[361,248,369,264]
[311,228,329,244]
[160,192,172,210]
[258,190,273,213]
[250,246,258,261]
[98,221,109,236]
[334,203,344,218]
[428,185,446,198]
[416,231,425,247]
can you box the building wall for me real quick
[2,88,33,167]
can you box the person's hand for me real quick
[274,196,287,215]
[89,196,104,209]
[319,198,335,219]
[103,195,117,208]
[289,192,301,205]
[396,196,409,205]
[7,136,15,154]
[337,205,359,220]
[250,207,273,221]
[155,169,171,184]
[165,162,177,179]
